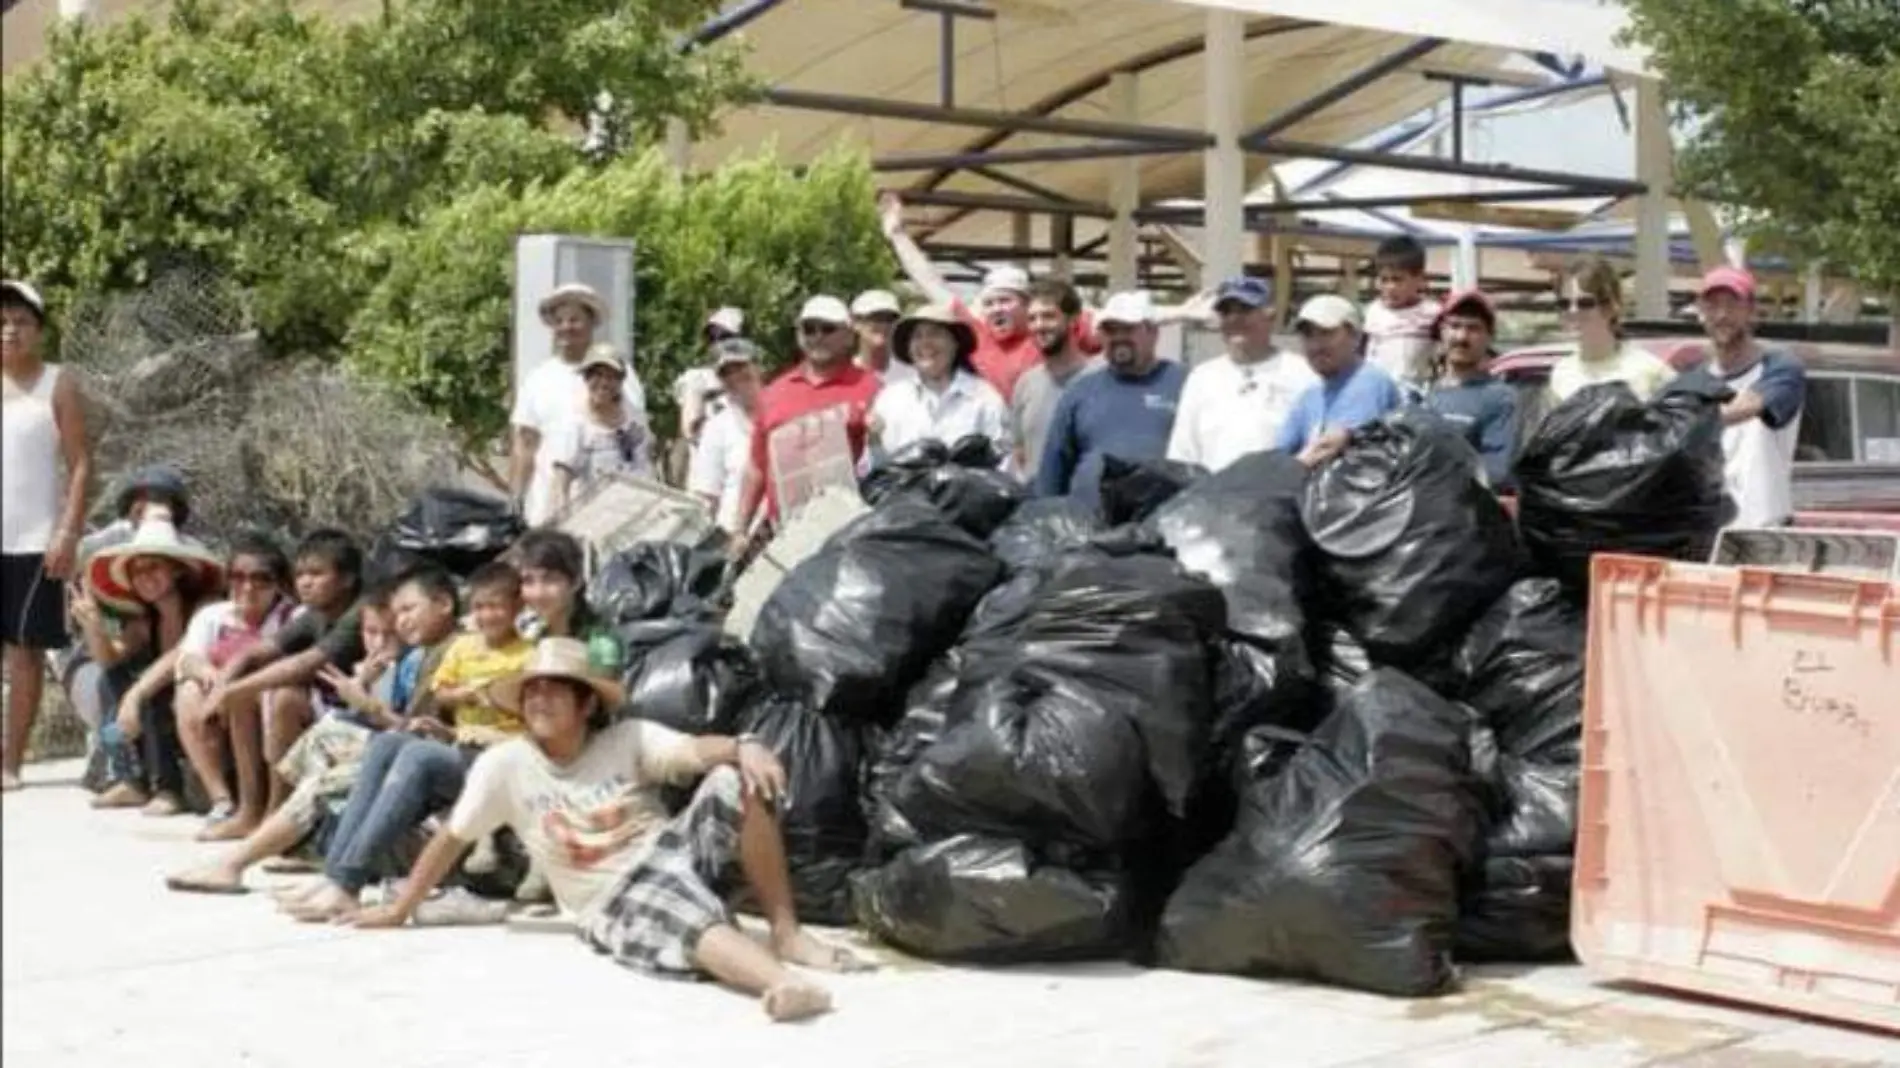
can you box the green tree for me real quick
[1622,0,1900,297]
[349,148,894,449]
[0,0,749,349]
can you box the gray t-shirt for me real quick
[1011,356,1104,476]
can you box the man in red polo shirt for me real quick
[878,193,1099,402]
[733,295,882,536]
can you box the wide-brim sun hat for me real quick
[487,636,626,714]
[891,302,978,371]
[86,506,224,611]
[577,343,628,378]
[537,283,609,328]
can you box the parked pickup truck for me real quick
[1495,322,1900,526]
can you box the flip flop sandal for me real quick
[165,873,250,896]
[261,857,319,875]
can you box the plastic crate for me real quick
[1575,554,1900,1034]
[1712,527,1899,582]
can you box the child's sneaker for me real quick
[464,832,501,875]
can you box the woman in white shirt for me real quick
[1548,256,1675,405]
[548,345,652,517]
[868,302,1012,466]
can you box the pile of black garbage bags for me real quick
[590,382,1730,998]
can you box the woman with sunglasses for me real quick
[85,507,224,815]
[1548,255,1676,405]
[174,533,297,841]
[547,344,651,519]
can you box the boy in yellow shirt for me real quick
[430,562,535,748]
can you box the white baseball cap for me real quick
[979,266,1030,299]
[705,306,744,336]
[850,289,902,319]
[1097,290,1157,327]
[0,280,46,321]
[1295,294,1363,332]
[797,295,851,326]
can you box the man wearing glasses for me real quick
[732,296,883,539]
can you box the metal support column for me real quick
[1107,72,1141,291]
[665,119,692,175]
[57,0,93,18]
[1012,214,1034,272]
[1203,9,1247,288]
[1632,76,1671,318]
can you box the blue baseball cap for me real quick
[1214,276,1272,310]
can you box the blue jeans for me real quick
[323,732,471,894]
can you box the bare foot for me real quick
[141,792,184,817]
[92,782,149,809]
[284,881,359,924]
[773,929,874,973]
[196,817,258,843]
[165,865,247,895]
[762,979,833,1023]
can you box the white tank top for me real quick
[2,364,65,554]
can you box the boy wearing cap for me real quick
[1421,289,1519,490]
[351,636,868,1022]
[1167,276,1318,472]
[734,295,882,533]
[689,340,765,533]
[1035,291,1187,508]
[1274,295,1403,466]
[850,289,917,386]
[511,284,651,527]
[546,344,651,517]
[2,279,92,791]
[1686,267,1807,527]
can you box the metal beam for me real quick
[1136,185,1640,224]
[1251,137,1649,196]
[899,189,1115,219]
[762,88,1211,147]
[873,141,1181,172]
[968,166,1081,205]
[1241,38,1446,146]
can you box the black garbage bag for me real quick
[852,835,1130,963]
[862,438,1026,539]
[728,697,867,925]
[382,486,524,577]
[750,501,1004,727]
[1515,381,1729,594]
[864,658,961,858]
[615,621,760,736]
[1311,619,1372,694]
[1098,455,1206,526]
[364,535,429,588]
[1157,669,1484,997]
[1452,579,1585,763]
[894,555,1224,850]
[1456,855,1575,963]
[1484,757,1578,859]
[591,541,728,625]
[1149,449,1312,653]
[989,498,1105,572]
[1302,411,1522,673]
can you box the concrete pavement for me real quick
[5,759,1897,1068]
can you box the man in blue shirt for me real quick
[1035,291,1187,509]
[1274,294,1402,466]
[1421,289,1519,489]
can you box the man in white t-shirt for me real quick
[850,289,917,386]
[688,340,764,533]
[510,284,649,527]
[347,638,868,1021]
[1685,266,1808,527]
[1167,276,1318,471]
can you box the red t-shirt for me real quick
[953,299,1099,403]
[747,360,882,519]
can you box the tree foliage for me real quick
[1622,0,1900,293]
[1,0,750,349]
[349,148,894,447]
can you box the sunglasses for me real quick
[799,321,844,336]
[1562,296,1602,313]
[229,569,276,586]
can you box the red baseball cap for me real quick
[1697,266,1756,301]
[1433,288,1497,335]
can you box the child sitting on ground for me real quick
[425,562,535,878]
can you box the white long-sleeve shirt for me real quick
[870,371,1012,466]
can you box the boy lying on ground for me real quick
[349,636,871,1021]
